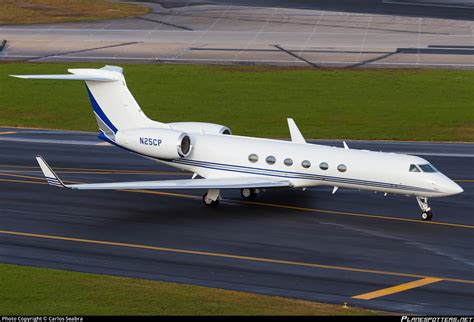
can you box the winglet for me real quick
[36,156,66,188]
[287,118,306,144]
[343,141,349,149]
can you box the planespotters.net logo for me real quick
[402,317,474,322]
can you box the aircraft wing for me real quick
[36,156,291,190]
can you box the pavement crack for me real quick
[273,45,319,68]
[190,47,393,55]
[136,16,193,31]
[346,50,398,68]
[23,41,142,62]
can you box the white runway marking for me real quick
[4,54,474,68]
[383,0,474,9]
[1,28,473,37]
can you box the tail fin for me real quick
[11,65,162,141]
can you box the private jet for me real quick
[12,66,463,221]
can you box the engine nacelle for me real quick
[169,122,231,135]
[116,128,192,160]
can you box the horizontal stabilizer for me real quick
[10,74,117,82]
[35,157,291,191]
[11,65,123,82]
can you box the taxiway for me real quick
[0,128,472,314]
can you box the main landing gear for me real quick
[203,188,260,206]
[203,189,220,206]
[416,197,433,221]
[240,188,258,200]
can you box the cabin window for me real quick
[409,164,421,173]
[266,155,276,165]
[248,154,258,163]
[337,164,347,172]
[419,164,437,173]
[284,158,293,166]
[301,160,311,168]
[319,162,329,170]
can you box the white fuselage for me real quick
[154,133,462,198]
[15,65,463,213]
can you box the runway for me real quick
[1,0,474,68]
[0,127,472,314]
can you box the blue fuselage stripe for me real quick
[172,159,435,193]
[85,83,118,134]
[174,158,412,188]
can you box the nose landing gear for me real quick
[416,197,433,221]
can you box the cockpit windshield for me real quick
[419,164,437,173]
[409,164,437,173]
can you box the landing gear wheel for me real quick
[416,197,433,221]
[203,193,219,206]
[421,211,433,221]
[241,188,257,200]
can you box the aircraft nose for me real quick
[435,180,464,196]
[448,181,464,195]
[431,177,463,196]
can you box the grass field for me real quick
[0,0,149,25]
[1,63,473,141]
[0,263,377,315]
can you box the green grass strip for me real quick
[1,63,473,141]
[0,0,149,25]
[0,263,377,315]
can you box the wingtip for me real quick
[35,156,66,188]
[10,75,35,79]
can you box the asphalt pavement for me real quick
[0,128,472,314]
[1,0,474,68]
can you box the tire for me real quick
[241,188,256,200]
[203,193,219,206]
[421,212,432,221]
[427,211,433,220]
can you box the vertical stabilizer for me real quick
[11,65,163,141]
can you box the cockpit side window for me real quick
[409,164,421,173]
[419,164,437,173]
